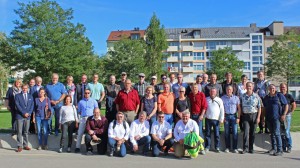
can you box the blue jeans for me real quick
[205,118,220,150]
[108,137,126,157]
[148,115,156,128]
[164,114,173,126]
[224,114,238,150]
[152,139,174,157]
[53,103,62,134]
[282,115,292,150]
[130,136,151,154]
[35,116,49,146]
[191,114,204,139]
[267,119,282,152]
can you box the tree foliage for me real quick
[0,33,9,99]
[265,31,300,85]
[104,38,147,82]
[0,0,100,83]
[145,13,168,76]
[207,47,244,82]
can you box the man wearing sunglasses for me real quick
[156,74,168,96]
[75,88,98,153]
[117,72,127,90]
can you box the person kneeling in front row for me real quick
[108,112,130,157]
[151,112,174,157]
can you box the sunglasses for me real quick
[162,77,167,79]
[121,74,126,76]
[139,76,145,78]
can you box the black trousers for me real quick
[85,133,107,155]
[242,113,258,151]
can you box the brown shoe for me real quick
[24,146,31,150]
[16,147,22,152]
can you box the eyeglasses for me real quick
[162,77,167,79]
[139,76,145,78]
[84,92,90,94]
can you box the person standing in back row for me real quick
[87,74,105,109]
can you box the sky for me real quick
[1,0,300,55]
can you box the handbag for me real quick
[44,98,52,119]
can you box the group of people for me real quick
[4,70,295,157]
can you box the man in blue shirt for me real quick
[263,84,288,156]
[172,73,190,98]
[45,73,67,136]
[75,88,98,153]
[221,86,241,153]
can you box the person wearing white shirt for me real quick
[129,111,151,155]
[108,112,130,157]
[151,112,174,157]
[173,110,199,158]
[205,87,224,153]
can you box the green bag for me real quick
[184,132,204,158]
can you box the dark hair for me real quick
[157,111,164,116]
[225,72,232,77]
[241,74,248,79]
[161,74,167,78]
[39,88,47,97]
[64,95,72,104]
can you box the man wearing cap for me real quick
[87,74,105,109]
[117,72,127,90]
[150,76,158,97]
[134,73,149,99]
[115,79,140,125]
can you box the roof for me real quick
[107,30,146,41]
[165,27,260,39]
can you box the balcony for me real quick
[167,46,179,52]
[183,77,194,83]
[168,67,179,73]
[167,57,178,62]
[182,56,193,62]
[182,66,194,72]
[182,46,194,51]
[232,45,243,51]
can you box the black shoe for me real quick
[287,148,291,153]
[249,150,254,154]
[74,148,80,153]
[164,150,169,156]
[240,149,248,154]
[269,149,276,155]
[264,130,270,134]
[274,151,283,156]
[258,130,263,134]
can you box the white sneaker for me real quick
[200,150,206,155]
[58,148,63,153]
[86,151,93,155]
[225,148,229,153]
[67,147,71,153]
[233,149,238,153]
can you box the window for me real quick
[206,62,212,70]
[131,34,140,40]
[206,41,216,50]
[193,31,200,37]
[206,52,213,60]
[194,42,204,50]
[252,35,262,43]
[171,52,179,57]
[193,52,204,60]
[244,62,250,70]
[267,47,272,53]
[169,42,179,46]
[252,46,262,54]
[218,41,227,45]
[266,31,271,36]
[193,63,204,71]
[252,67,262,72]
[181,52,192,56]
[252,56,263,64]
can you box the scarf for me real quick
[12,86,21,97]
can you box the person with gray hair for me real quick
[129,111,151,155]
[173,110,199,158]
[205,87,224,153]
[203,74,223,97]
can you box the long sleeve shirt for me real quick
[130,119,150,145]
[188,91,207,114]
[108,121,130,140]
[85,115,108,136]
[205,96,225,122]
[173,119,199,142]
[59,105,78,124]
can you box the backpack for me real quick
[112,120,127,131]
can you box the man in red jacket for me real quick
[188,83,207,154]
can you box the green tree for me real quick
[265,32,300,87]
[0,0,99,83]
[104,38,147,82]
[145,13,168,76]
[207,47,244,82]
[0,33,9,100]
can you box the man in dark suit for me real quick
[15,84,34,152]
[76,74,88,105]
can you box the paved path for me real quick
[0,148,299,168]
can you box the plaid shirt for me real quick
[134,81,149,97]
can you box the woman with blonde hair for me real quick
[140,85,157,126]
[66,76,77,106]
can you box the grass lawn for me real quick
[1,107,300,132]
